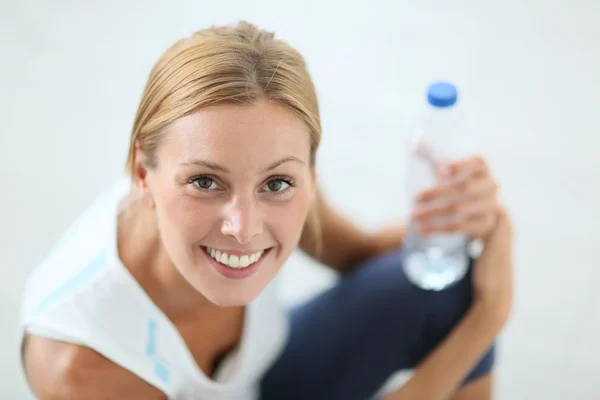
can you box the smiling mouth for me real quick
[201,246,270,269]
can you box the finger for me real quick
[441,155,489,179]
[415,175,498,205]
[419,211,497,238]
[413,195,497,222]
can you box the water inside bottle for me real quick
[403,224,469,290]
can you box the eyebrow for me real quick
[180,156,305,173]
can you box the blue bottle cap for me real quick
[427,82,458,108]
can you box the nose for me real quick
[220,195,264,245]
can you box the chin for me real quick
[198,280,266,307]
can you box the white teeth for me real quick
[205,247,266,269]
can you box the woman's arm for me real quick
[23,334,167,399]
[298,188,405,272]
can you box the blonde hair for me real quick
[125,21,322,253]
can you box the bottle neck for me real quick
[419,105,462,154]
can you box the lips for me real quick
[200,246,272,280]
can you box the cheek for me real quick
[156,190,214,243]
[267,195,313,245]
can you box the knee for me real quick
[420,259,475,334]
[348,249,473,310]
[347,250,475,348]
[410,260,476,362]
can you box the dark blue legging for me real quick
[260,248,495,400]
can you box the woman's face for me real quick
[139,98,317,307]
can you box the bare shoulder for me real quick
[22,333,167,400]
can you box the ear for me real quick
[133,140,154,208]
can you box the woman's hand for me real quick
[411,154,513,324]
[411,155,500,241]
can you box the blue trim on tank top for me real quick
[33,183,119,273]
[33,249,108,315]
[146,319,170,384]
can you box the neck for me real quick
[117,200,219,319]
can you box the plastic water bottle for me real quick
[402,82,469,291]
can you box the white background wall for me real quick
[1,1,599,398]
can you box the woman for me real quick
[19,21,512,400]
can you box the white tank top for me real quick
[18,177,289,399]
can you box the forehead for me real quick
[160,99,310,168]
